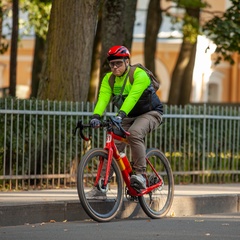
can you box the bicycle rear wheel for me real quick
[77,148,123,222]
[138,148,174,219]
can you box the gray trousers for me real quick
[116,110,162,175]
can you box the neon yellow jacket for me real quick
[93,66,151,116]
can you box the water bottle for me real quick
[120,152,132,174]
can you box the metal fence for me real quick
[0,98,240,190]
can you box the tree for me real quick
[31,35,45,98]
[87,0,137,102]
[144,0,163,76]
[100,0,127,79]
[21,0,51,98]
[167,0,207,106]
[100,0,137,80]
[203,0,240,65]
[37,0,100,101]
[9,0,19,97]
[122,0,137,52]
[88,1,103,103]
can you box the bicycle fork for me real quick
[93,151,113,191]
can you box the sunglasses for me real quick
[109,60,124,68]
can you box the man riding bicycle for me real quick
[89,45,163,198]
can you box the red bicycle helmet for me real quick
[107,45,130,61]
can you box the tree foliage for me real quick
[21,0,51,40]
[0,0,11,54]
[167,0,208,43]
[203,0,240,64]
[20,0,51,98]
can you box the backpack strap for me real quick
[129,65,137,85]
[109,74,115,90]
[108,65,138,90]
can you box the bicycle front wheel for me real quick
[138,148,174,219]
[77,148,123,222]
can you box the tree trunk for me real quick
[30,35,45,98]
[168,7,200,106]
[38,0,100,101]
[88,0,137,102]
[123,0,137,52]
[100,0,126,79]
[179,42,197,105]
[144,0,163,76]
[88,8,102,103]
[9,0,18,97]
[168,41,194,105]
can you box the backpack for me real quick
[109,63,160,92]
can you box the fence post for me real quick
[202,104,206,183]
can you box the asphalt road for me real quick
[1,213,240,240]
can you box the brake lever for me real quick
[110,116,130,136]
[73,120,82,135]
[74,120,91,141]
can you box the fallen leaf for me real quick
[195,220,204,222]
[170,211,175,217]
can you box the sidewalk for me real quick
[0,184,239,226]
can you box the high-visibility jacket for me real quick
[94,66,163,117]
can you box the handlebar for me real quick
[74,116,130,141]
[74,120,91,141]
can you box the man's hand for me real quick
[113,111,126,124]
[117,111,126,119]
[90,114,101,128]
[113,115,122,124]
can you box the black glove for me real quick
[117,111,126,120]
[113,111,126,124]
[90,114,101,128]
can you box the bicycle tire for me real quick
[138,148,174,219]
[77,148,123,222]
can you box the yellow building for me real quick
[0,39,34,98]
[132,0,240,103]
[0,0,239,103]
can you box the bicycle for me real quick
[74,116,174,222]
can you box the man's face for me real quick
[109,59,129,76]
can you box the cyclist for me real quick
[89,45,163,198]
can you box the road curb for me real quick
[1,195,239,226]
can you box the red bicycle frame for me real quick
[94,128,163,197]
